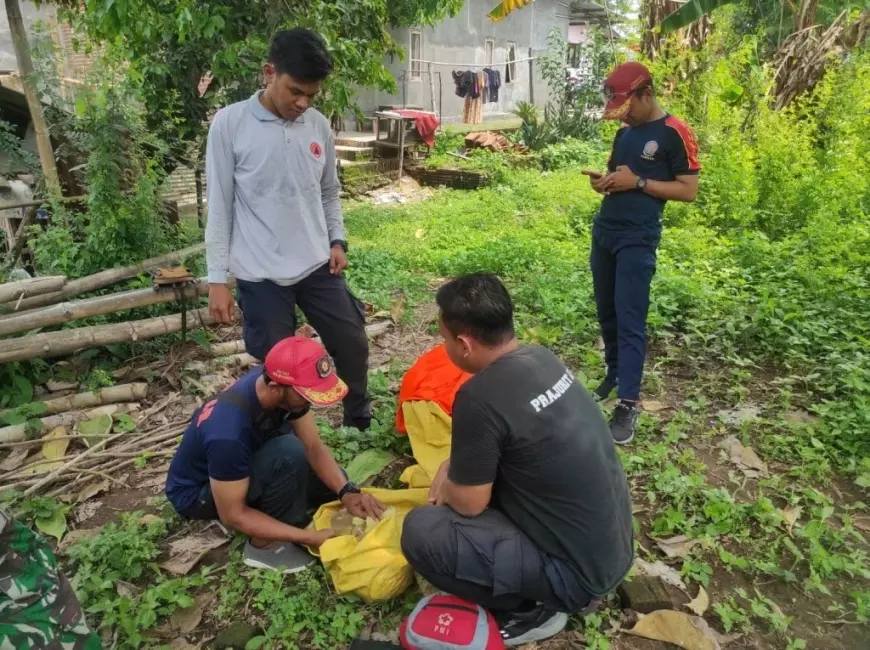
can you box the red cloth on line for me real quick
[395,343,473,434]
[396,110,440,147]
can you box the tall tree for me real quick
[54,0,462,168]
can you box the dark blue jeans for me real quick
[236,263,371,428]
[590,228,658,401]
[180,434,336,527]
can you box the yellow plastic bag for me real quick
[398,401,452,488]
[311,488,429,602]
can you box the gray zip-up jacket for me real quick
[204,92,345,286]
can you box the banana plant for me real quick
[488,0,535,23]
[659,0,736,34]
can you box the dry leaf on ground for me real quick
[74,500,102,523]
[57,527,102,555]
[627,610,720,650]
[634,558,689,593]
[28,426,69,474]
[77,479,110,504]
[116,581,142,599]
[77,414,113,448]
[160,529,228,575]
[170,593,213,634]
[651,535,700,559]
[643,400,668,413]
[390,292,406,324]
[685,586,710,616]
[138,514,164,526]
[0,447,29,471]
[782,505,802,533]
[719,435,769,478]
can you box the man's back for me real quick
[449,345,634,596]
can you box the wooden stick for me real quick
[22,428,130,496]
[0,276,66,304]
[0,280,215,337]
[0,244,205,314]
[0,384,148,419]
[210,339,246,356]
[0,307,232,365]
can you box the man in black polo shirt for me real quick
[401,274,633,647]
[583,61,700,444]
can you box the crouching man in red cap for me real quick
[583,62,700,445]
[165,337,385,573]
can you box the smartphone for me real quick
[581,170,603,179]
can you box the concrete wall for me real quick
[0,1,56,72]
[355,0,568,124]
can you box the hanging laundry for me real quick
[452,70,476,98]
[483,67,501,103]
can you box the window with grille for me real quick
[506,42,517,83]
[410,30,423,79]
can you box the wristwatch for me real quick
[330,239,348,253]
[636,177,647,191]
[337,481,361,501]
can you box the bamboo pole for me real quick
[210,340,246,356]
[4,0,60,195]
[0,276,66,304]
[0,307,231,364]
[0,402,139,444]
[0,244,205,314]
[0,278,213,337]
[0,384,148,419]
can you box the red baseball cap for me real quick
[264,337,348,407]
[602,61,652,120]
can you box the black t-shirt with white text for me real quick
[448,345,634,597]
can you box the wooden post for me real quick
[528,47,535,105]
[4,0,61,195]
[397,117,406,183]
[428,62,437,115]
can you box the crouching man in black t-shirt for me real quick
[401,274,634,647]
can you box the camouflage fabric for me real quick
[0,511,100,650]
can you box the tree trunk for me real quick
[0,384,148,419]
[0,277,221,337]
[4,0,60,195]
[0,275,66,304]
[0,244,204,315]
[0,306,232,364]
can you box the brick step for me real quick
[335,145,374,161]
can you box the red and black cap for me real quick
[264,337,348,407]
[603,62,652,120]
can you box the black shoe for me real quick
[593,376,618,401]
[498,604,568,647]
[610,400,639,445]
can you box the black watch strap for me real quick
[330,239,348,253]
[337,481,361,500]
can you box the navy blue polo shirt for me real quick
[596,114,700,236]
[165,368,270,513]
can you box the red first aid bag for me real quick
[400,593,505,650]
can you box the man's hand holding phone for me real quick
[582,170,609,195]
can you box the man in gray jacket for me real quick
[205,28,371,430]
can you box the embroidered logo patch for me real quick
[310,142,323,159]
[643,140,659,158]
[316,355,334,378]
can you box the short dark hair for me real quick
[268,28,333,82]
[436,274,515,346]
[635,79,655,97]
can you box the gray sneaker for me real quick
[242,541,316,574]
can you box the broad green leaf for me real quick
[113,413,136,433]
[346,449,396,484]
[659,0,737,34]
[78,414,113,448]
[245,637,267,650]
[35,509,67,542]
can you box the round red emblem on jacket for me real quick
[310,142,323,159]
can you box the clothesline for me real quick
[417,55,539,68]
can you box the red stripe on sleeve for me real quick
[665,115,701,172]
